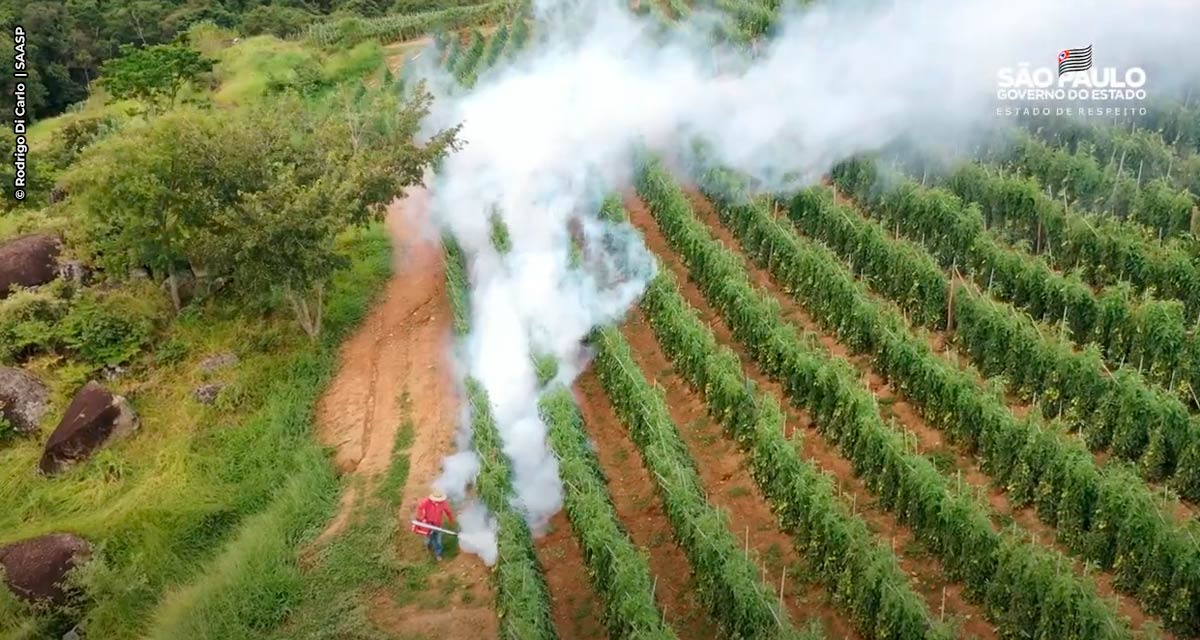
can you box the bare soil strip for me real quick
[574,368,719,638]
[681,190,1167,637]
[535,511,609,639]
[624,195,996,639]
[314,190,496,639]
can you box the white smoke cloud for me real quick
[422,0,1200,563]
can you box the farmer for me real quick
[413,490,455,561]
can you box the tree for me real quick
[193,88,458,338]
[98,43,213,112]
[65,108,259,311]
[67,85,458,335]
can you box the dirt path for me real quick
[574,369,718,638]
[626,194,997,639]
[535,511,608,639]
[622,310,860,639]
[383,36,433,72]
[681,190,1167,637]
[313,189,496,639]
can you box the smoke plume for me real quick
[420,0,1200,563]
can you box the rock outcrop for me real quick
[192,383,224,405]
[0,234,61,299]
[0,367,49,434]
[40,382,139,475]
[0,533,91,604]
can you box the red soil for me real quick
[535,511,609,639]
[314,190,497,639]
[574,368,719,638]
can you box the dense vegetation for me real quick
[0,0,501,122]
[8,1,1200,638]
[639,158,1129,639]
[0,22,452,638]
[700,164,1200,636]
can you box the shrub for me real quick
[153,339,189,366]
[239,5,317,37]
[0,413,15,444]
[0,284,70,362]
[59,289,162,366]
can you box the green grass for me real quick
[210,36,386,105]
[0,16,432,637]
[149,360,423,640]
[0,225,392,639]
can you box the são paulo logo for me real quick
[997,45,1147,101]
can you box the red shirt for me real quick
[413,498,454,535]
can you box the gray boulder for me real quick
[0,533,90,604]
[40,381,139,475]
[0,234,61,299]
[192,383,224,405]
[0,367,49,434]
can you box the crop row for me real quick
[448,230,555,638]
[306,2,512,48]
[505,13,530,58]
[640,265,946,639]
[938,159,1200,318]
[697,165,1200,636]
[451,29,486,85]
[714,0,778,41]
[442,34,463,69]
[590,325,811,640]
[480,22,510,69]
[829,159,1200,497]
[443,235,471,335]
[465,378,558,639]
[636,159,1129,639]
[1018,118,1200,218]
[992,131,1196,240]
[539,387,677,639]
[839,158,1200,400]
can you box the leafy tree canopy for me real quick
[98,43,214,111]
[0,0,452,122]
[65,84,459,335]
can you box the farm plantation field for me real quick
[3,0,1200,638]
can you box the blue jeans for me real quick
[425,531,444,558]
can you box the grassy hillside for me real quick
[0,27,420,639]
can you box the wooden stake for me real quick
[940,586,947,622]
[946,281,956,332]
[779,567,787,610]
